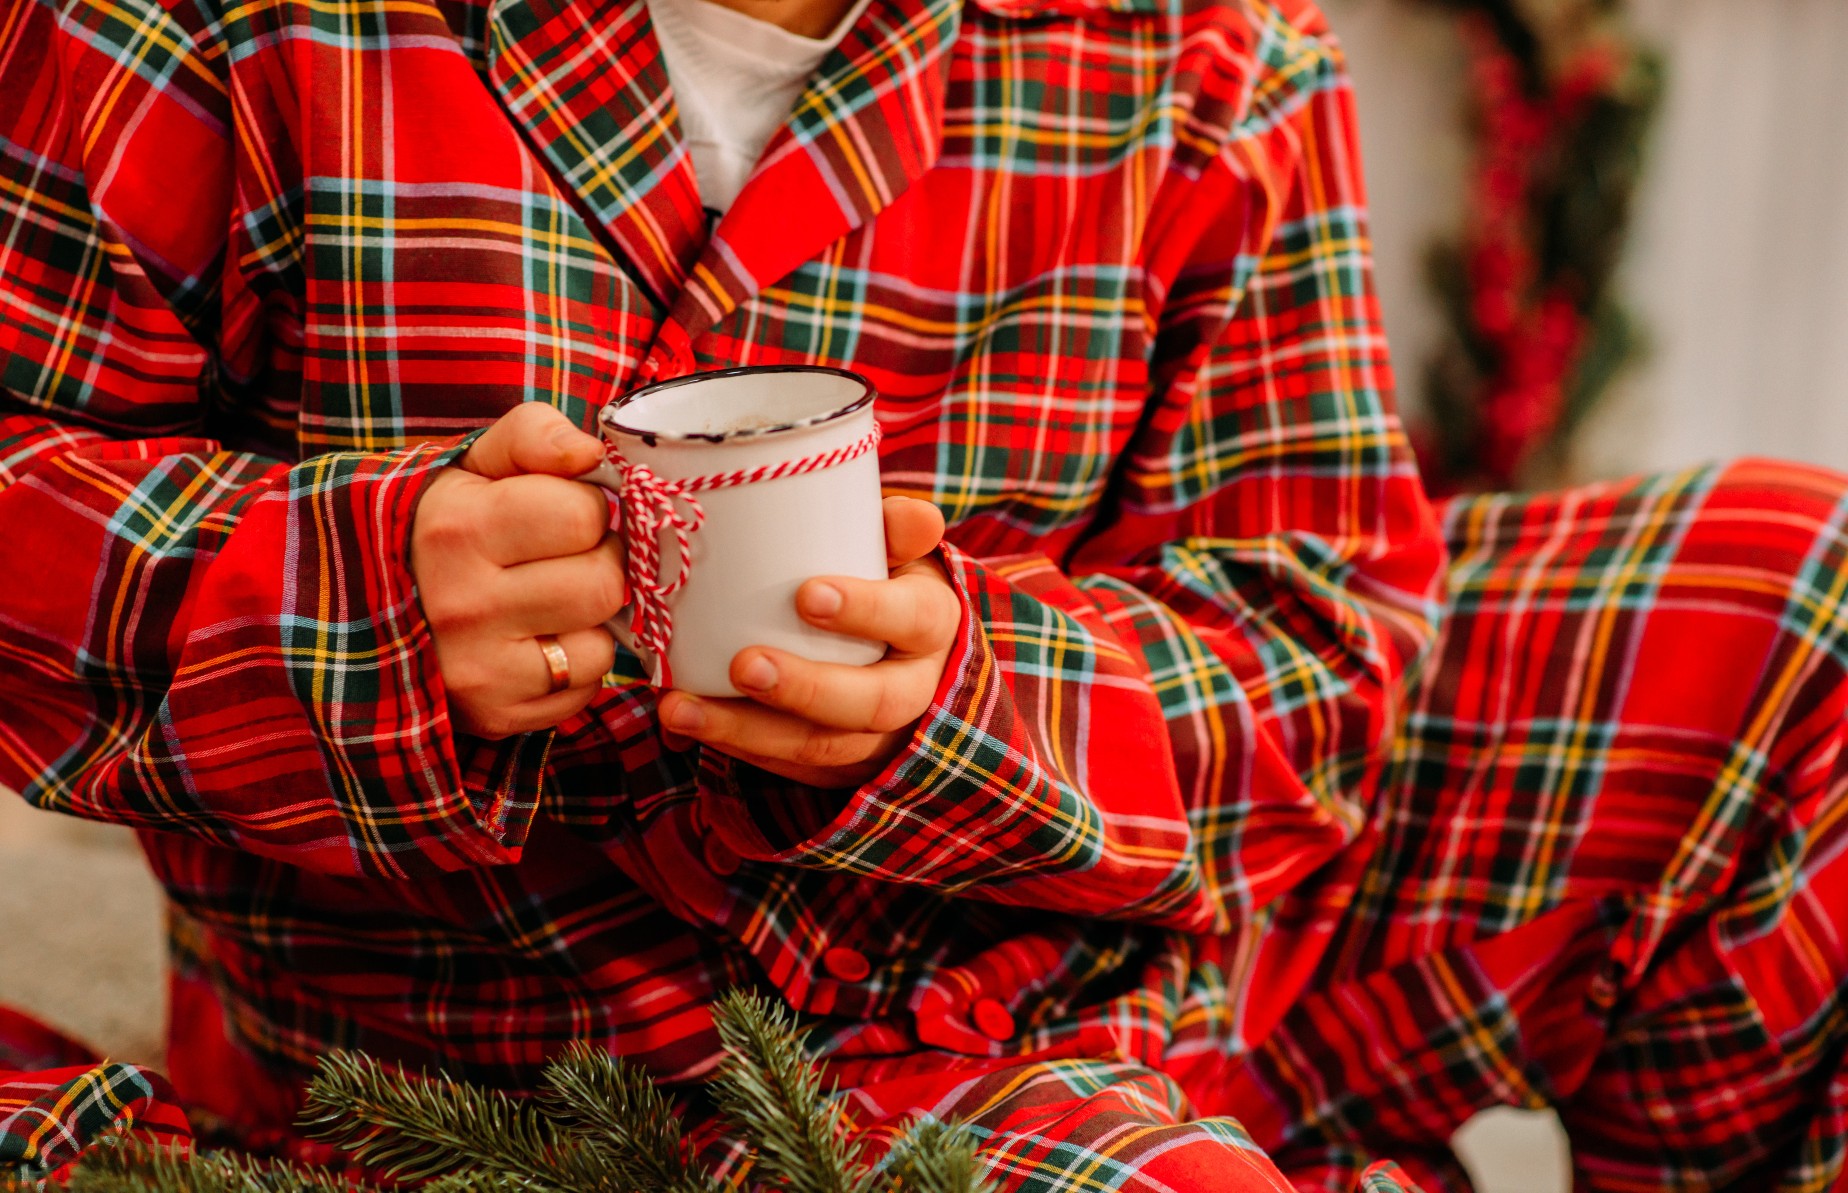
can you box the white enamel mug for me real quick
[579,366,889,697]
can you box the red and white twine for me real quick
[612,422,882,686]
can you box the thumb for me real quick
[460,403,606,480]
[883,496,947,566]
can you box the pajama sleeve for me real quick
[700,23,1448,934]
[0,0,547,878]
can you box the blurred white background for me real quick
[1333,0,1848,482]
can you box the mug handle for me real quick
[575,460,659,683]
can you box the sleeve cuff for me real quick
[696,541,1001,878]
[345,431,554,868]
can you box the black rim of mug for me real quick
[601,365,877,445]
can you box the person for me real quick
[0,0,1844,1185]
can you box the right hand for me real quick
[411,403,627,740]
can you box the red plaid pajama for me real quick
[1242,460,1848,1189]
[2,0,1844,1184]
[12,468,1843,1191]
[825,462,1848,1192]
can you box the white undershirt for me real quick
[648,0,875,214]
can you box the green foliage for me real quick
[300,1051,614,1190]
[879,1120,994,1193]
[19,992,994,1193]
[537,1043,722,1193]
[1413,1,1665,492]
[709,990,876,1193]
[34,1137,374,1193]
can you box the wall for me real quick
[1330,0,1848,482]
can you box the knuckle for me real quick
[417,502,474,556]
[426,588,490,633]
[442,657,495,699]
[566,492,608,547]
[866,688,920,735]
[506,401,555,433]
[792,734,833,766]
[794,732,856,769]
[418,584,462,627]
[585,567,628,623]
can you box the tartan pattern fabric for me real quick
[0,1060,193,1182]
[842,1059,1424,1192]
[2,0,1846,1187]
[1228,462,1848,1191]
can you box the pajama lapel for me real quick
[665,0,965,342]
[484,0,964,371]
[485,0,707,314]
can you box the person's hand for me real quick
[411,404,626,740]
[657,497,959,788]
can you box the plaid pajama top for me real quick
[0,0,1446,1141]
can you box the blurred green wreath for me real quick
[1406,0,1663,494]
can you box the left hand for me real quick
[657,497,959,788]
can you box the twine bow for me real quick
[611,421,882,687]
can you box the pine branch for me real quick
[19,992,999,1193]
[50,1137,377,1193]
[539,1042,728,1193]
[709,990,877,1193]
[414,1172,565,1193]
[298,1052,616,1191]
[879,1118,996,1193]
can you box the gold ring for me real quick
[536,634,572,695]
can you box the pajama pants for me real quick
[6,461,1845,1191]
[880,460,1848,1193]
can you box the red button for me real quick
[971,997,1015,1041]
[703,835,741,876]
[823,947,871,983]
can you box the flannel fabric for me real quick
[0,1056,193,1184]
[1238,461,1848,1190]
[0,1017,192,1184]
[2,0,1845,1184]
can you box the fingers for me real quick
[657,691,896,787]
[445,627,616,740]
[795,561,961,657]
[469,684,601,740]
[423,532,626,641]
[536,626,619,694]
[650,519,957,783]
[882,496,946,567]
[497,537,629,634]
[461,402,607,481]
[419,410,631,744]
[470,473,617,565]
[727,647,940,733]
